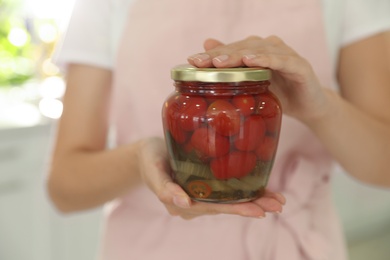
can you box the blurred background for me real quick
[0,0,389,259]
[0,0,103,259]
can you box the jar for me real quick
[162,65,282,203]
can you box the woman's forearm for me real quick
[47,143,141,213]
[307,88,390,187]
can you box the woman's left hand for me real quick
[188,36,331,124]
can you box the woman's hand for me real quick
[187,33,390,187]
[188,36,331,124]
[137,137,286,220]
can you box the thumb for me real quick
[147,161,191,209]
[155,177,192,209]
[166,181,192,209]
[203,38,225,51]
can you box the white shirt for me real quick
[56,0,390,71]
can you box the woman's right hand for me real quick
[137,137,286,220]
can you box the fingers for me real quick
[263,189,286,205]
[187,38,224,67]
[187,53,214,68]
[165,199,267,220]
[187,35,299,70]
[242,52,312,78]
[252,195,283,214]
[162,189,286,220]
[203,38,224,51]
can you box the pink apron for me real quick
[102,0,348,259]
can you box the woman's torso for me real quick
[101,0,348,259]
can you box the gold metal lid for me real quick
[171,64,271,82]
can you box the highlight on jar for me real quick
[162,65,282,203]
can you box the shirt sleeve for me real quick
[53,0,114,71]
[341,0,390,46]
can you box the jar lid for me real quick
[171,65,271,82]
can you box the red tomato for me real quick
[190,127,230,158]
[206,100,241,136]
[162,95,188,144]
[178,96,208,131]
[234,115,266,151]
[205,95,232,105]
[256,93,281,117]
[210,151,257,180]
[255,135,278,161]
[263,113,282,134]
[187,180,212,199]
[170,127,188,144]
[232,94,256,116]
[183,141,194,153]
[183,141,209,162]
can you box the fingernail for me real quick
[173,195,191,209]
[277,193,287,205]
[188,53,210,63]
[243,54,256,60]
[213,54,229,63]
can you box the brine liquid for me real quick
[171,158,273,203]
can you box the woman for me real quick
[48,0,390,259]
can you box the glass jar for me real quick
[162,65,282,203]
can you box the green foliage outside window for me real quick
[0,0,55,87]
